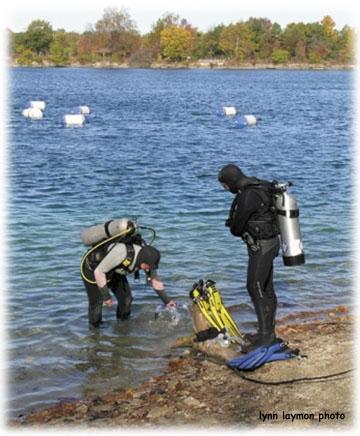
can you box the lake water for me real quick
[7,67,354,417]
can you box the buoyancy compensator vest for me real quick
[80,218,147,285]
[86,234,145,273]
[235,181,305,267]
[243,182,280,241]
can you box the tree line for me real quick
[8,8,355,67]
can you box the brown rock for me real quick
[183,396,207,408]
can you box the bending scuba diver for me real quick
[218,164,281,348]
[80,218,176,327]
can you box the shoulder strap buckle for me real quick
[120,244,135,270]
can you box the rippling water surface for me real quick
[8,67,354,417]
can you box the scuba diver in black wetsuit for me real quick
[218,164,280,348]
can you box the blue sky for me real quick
[3,0,358,33]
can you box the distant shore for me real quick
[10,60,356,71]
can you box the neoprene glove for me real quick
[99,285,111,301]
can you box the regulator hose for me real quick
[138,225,157,245]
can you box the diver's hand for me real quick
[151,277,164,291]
[104,298,113,307]
[166,300,177,308]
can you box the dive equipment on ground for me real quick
[189,279,245,345]
[273,181,305,266]
[227,341,299,371]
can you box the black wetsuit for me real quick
[82,243,171,327]
[82,262,134,326]
[227,184,280,343]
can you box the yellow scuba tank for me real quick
[273,182,305,266]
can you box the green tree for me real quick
[271,48,289,64]
[320,15,337,60]
[305,21,326,61]
[49,30,71,65]
[219,21,255,62]
[160,25,194,61]
[198,25,226,58]
[282,22,308,60]
[9,31,26,55]
[24,19,53,55]
[247,17,273,61]
[336,25,355,64]
[64,32,81,58]
[16,48,42,65]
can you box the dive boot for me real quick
[245,298,278,350]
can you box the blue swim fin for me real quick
[265,344,299,363]
[227,342,282,369]
[227,342,297,371]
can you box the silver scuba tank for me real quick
[274,182,305,266]
[80,218,133,246]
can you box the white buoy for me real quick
[22,108,31,118]
[22,107,43,120]
[244,114,257,125]
[30,101,46,110]
[223,106,237,116]
[79,105,91,115]
[64,114,85,126]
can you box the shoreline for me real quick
[9,61,356,71]
[11,305,353,428]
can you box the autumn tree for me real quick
[77,29,101,64]
[8,13,355,66]
[219,21,255,62]
[160,25,195,61]
[95,7,140,61]
[144,13,181,60]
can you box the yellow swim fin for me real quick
[206,281,243,339]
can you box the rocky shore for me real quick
[10,60,355,70]
[12,306,353,429]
